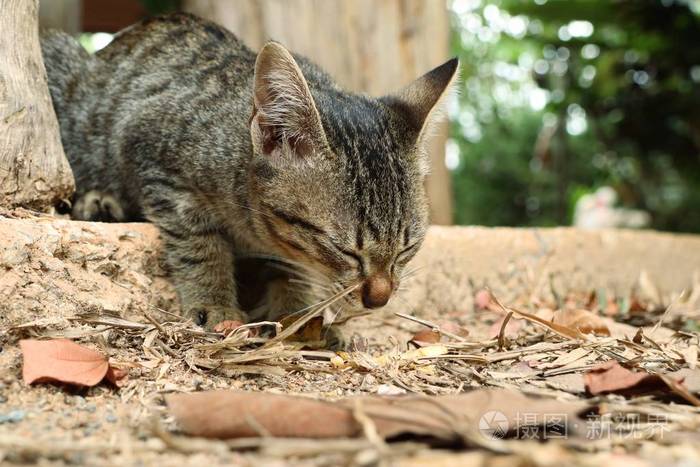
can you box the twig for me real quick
[489,292,585,341]
[651,289,687,335]
[143,310,166,335]
[497,311,513,350]
[394,312,467,342]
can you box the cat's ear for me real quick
[381,58,459,146]
[251,41,328,159]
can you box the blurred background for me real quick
[39,0,700,232]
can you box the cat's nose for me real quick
[361,274,392,309]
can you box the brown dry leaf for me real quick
[20,339,127,387]
[410,329,441,345]
[167,389,590,441]
[279,315,324,343]
[474,289,492,310]
[584,361,681,397]
[213,320,249,337]
[105,366,130,387]
[168,391,360,439]
[552,309,610,336]
[510,308,584,340]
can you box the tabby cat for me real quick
[42,13,458,331]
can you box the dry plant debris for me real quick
[3,274,700,465]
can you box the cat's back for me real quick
[95,13,256,93]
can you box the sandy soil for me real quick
[2,209,700,466]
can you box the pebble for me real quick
[83,421,102,436]
[105,413,117,423]
[85,403,97,413]
[0,410,26,424]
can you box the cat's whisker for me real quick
[241,252,330,282]
[288,278,332,291]
[394,294,419,315]
[401,264,426,280]
[323,306,344,329]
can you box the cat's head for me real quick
[247,41,458,314]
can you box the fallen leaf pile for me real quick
[7,275,700,465]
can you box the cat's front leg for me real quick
[159,225,246,329]
[248,276,310,322]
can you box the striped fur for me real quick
[42,13,458,329]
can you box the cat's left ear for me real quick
[381,58,459,147]
[251,41,328,159]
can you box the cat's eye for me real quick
[338,247,364,272]
[396,242,420,262]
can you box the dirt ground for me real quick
[2,209,700,466]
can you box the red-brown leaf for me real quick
[168,391,359,439]
[20,339,125,387]
[584,361,678,396]
[474,289,492,310]
[552,309,610,336]
[411,329,441,345]
[167,389,591,441]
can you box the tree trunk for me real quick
[38,0,81,34]
[184,0,454,224]
[0,0,75,210]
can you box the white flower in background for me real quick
[573,186,650,229]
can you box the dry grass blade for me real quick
[651,289,687,334]
[497,311,513,350]
[489,292,586,340]
[394,312,468,342]
[263,284,359,347]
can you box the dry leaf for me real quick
[20,339,127,387]
[584,361,681,397]
[212,320,258,337]
[510,307,585,340]
[401,344,449,361]
[167,389,590,441]
[279,315,324,343]
[474,289,492,310]
[410,329,441,345]
[168,391,359,439]
[552,309,610,336]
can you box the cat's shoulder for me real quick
[98,12,247,60]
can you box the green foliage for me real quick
[449,0,700,232]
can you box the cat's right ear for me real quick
[250,42,328,159]
[381,58,460,148]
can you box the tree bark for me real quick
[0,0,75,210]
[38,0,81,34]
[184,0,454,224]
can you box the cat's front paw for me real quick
[323,325,349,350]
[186,304,248,331]
[72,190,125,222]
